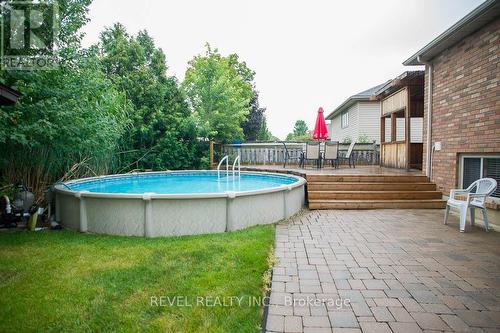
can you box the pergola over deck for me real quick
[374,71,424,170]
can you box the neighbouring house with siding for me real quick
[403,0,500,205]
[325,82,388,143]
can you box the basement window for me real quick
[460,155,500,199]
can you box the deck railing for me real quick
[223,142,379,166]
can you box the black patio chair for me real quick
[282,142,304,168]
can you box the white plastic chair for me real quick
[444,178,497,232]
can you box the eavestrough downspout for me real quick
[418,56,433,179]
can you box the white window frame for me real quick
[341,111,349,129]
[459,154,500,202]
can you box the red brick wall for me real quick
[422,17,500,196]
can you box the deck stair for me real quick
[307,174,446,209]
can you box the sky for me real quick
[82,0,484,139]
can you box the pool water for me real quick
[68,172,298,194]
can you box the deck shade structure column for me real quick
[375,71,424,170]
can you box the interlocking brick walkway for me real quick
[265,209,500,333]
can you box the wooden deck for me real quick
[241,164,423,176]
[241,165,446,209]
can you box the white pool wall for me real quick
[55,171,306,237]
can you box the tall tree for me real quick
[293,120,309,136]
[257,115,274,141]
[286,120,310,141]
[183,44,253,143]
[241,91,267,141]
[227,54,270,142]
[98,24,199,170]
[0,0,131,196]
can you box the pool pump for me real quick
[0,185,34,228]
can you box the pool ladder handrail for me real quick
[232,155,241,179]
[54,181,72,190]
[217,155,229,180]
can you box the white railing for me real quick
[232,155,241,179]
[217,155,229,180]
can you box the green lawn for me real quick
[0,225,275,333]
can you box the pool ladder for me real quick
[232,155,240,179]
[54,181,72,190]
[217,155,240,180]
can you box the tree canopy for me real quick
[183,44,253,143]
[0,2,269,198]
[0,0,131,196]
[286,120,311,141]
[97,23,200,170]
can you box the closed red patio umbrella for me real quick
[312,107,328,140]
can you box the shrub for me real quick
[358,134,371,144]
[342,136,352,144]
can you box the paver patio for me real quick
[265,209,500,333]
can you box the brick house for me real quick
[404,0,500,206]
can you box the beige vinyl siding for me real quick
[397,118,423,142]
[383,118,409,141]
[383,117,423,142]
[357,101,381,143]
[410,118,423,143]
[329,103,358,143]
[384,118,390,142]
[397,119,405,141]
[329,100,419,144]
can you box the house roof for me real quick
[404,0,500,65]
[325,81,389,120]
[373,71,424,99]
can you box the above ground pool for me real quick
[55,171,305,237]
[67,172,299,194]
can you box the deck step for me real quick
[306,175,429,183]
[300,171,445,210]
[307,182,437,191]
[308,190,443,200]
[309,199,447,210]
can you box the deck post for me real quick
[380,114,385,168]
[143,193,154,237]
[380,117,385,144]
[405,86,411,170]
[390,113,396,142]
[75,191,89,232]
